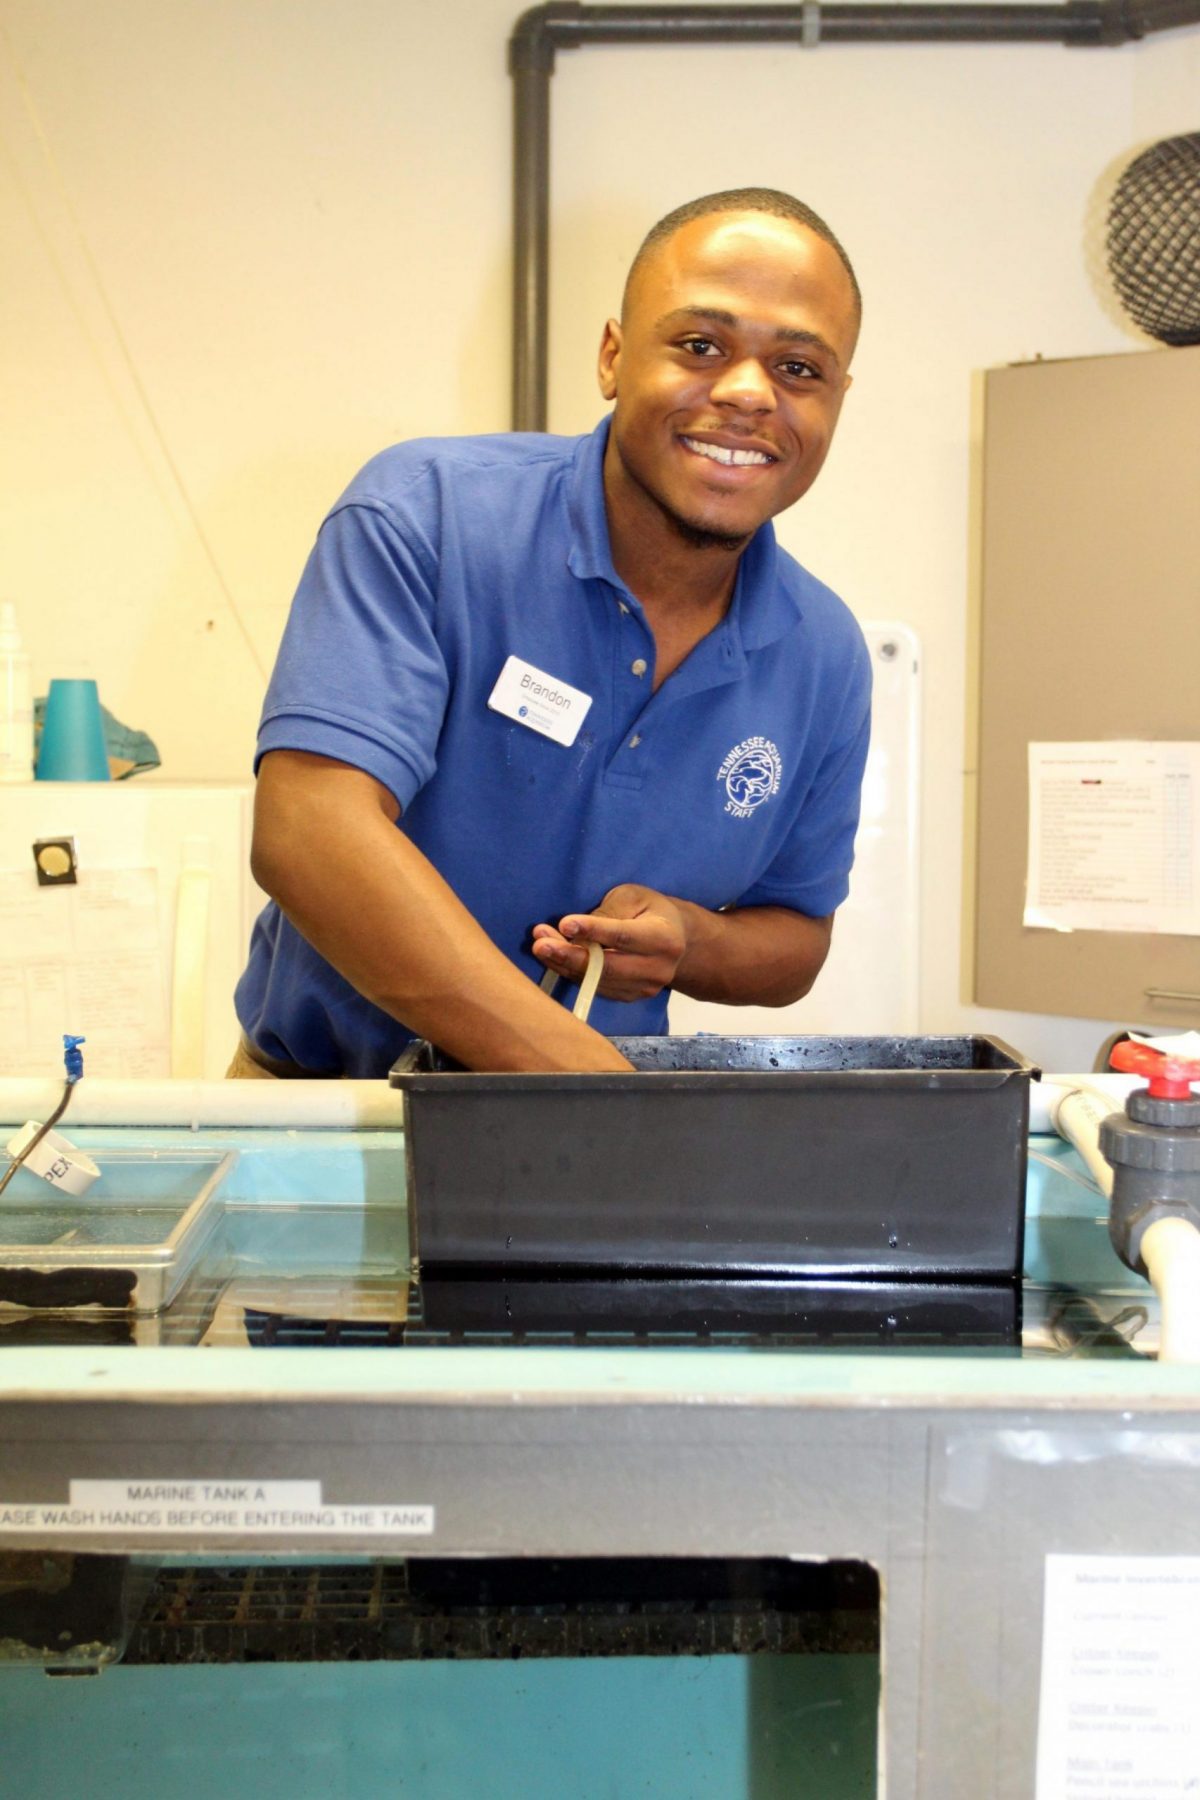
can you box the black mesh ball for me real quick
[1106,132,1200,346]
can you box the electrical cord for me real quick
[0,1034,85,1198]
[0,1079,73,1197]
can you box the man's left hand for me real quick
[531,884,688,1002]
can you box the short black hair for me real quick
[623,187,861,324]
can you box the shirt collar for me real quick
[565,415,803,650]
[565,416,623,585]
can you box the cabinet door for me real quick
[973,345,1200,1026]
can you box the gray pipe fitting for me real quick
[1102,1102,1200,1275]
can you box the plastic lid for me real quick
[0,600,21,653]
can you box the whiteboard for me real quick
[669,622,921,1037]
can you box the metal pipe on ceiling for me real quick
[509,0,1200,429]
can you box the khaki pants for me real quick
[225,1037,278,1079]
[225,1034,339,1079]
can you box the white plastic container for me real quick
[0,599,34,783]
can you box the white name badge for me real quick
[487,655,593,748]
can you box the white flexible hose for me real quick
[539,941,605,1021]
[1141,1217,1200,1364]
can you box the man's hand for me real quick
[533,885,834,1010]
[531,885,688,1002]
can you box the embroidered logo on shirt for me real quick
[718,737,782,819]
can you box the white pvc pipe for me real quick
[1040,1082,1117,1199]
[0,1078,403,1131]
[1029,1073,1137,1136]
[1141,1216,1200,1364]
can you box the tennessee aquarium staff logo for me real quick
[718,737,782,819]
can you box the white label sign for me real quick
[487,655,592,747]
[1036,1554,1200,1797]
[1025,742,1200,936]
[0,1480,433,1536]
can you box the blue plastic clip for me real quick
[62,1034,86,1084]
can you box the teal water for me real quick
[1,1652,878,1799]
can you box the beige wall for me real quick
[2,1,1195,1066]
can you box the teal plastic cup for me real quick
[36,678,110,782]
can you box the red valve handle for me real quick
[1110,1040,1200,1099]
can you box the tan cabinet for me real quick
[973,345,1200,1026]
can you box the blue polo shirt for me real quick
[235,418,871,1076]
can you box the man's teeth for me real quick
[682,437,772,467]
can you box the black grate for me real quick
[240,1307,852,1349]
[0,1271,1018,1351]
[243,1309,408,1348]
[241,1277,1018,1350]
[125,1558,878,1665]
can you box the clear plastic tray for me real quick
[0,1148,235,1314]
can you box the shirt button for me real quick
[629,734,642,748]
[631,658,648,677]
[618,601,630,615]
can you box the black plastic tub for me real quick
[389,1035,1039,1280]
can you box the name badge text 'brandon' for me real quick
[718,737,783,819]
[519,671,571,709]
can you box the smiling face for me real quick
[598,211,859,554]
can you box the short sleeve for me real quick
[737,632,873,918]
[256,497,448,811]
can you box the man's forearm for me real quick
[671,902,833,1007]
[251,752,632,1072]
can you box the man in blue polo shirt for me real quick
[233,187,870,1077]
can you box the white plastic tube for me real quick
[539,941,605,1020]
[0,1078,403,1131]
[1141,1217,1200,1364]
[1040,1081,1117,1199]
[1030,1073,1137,1138]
